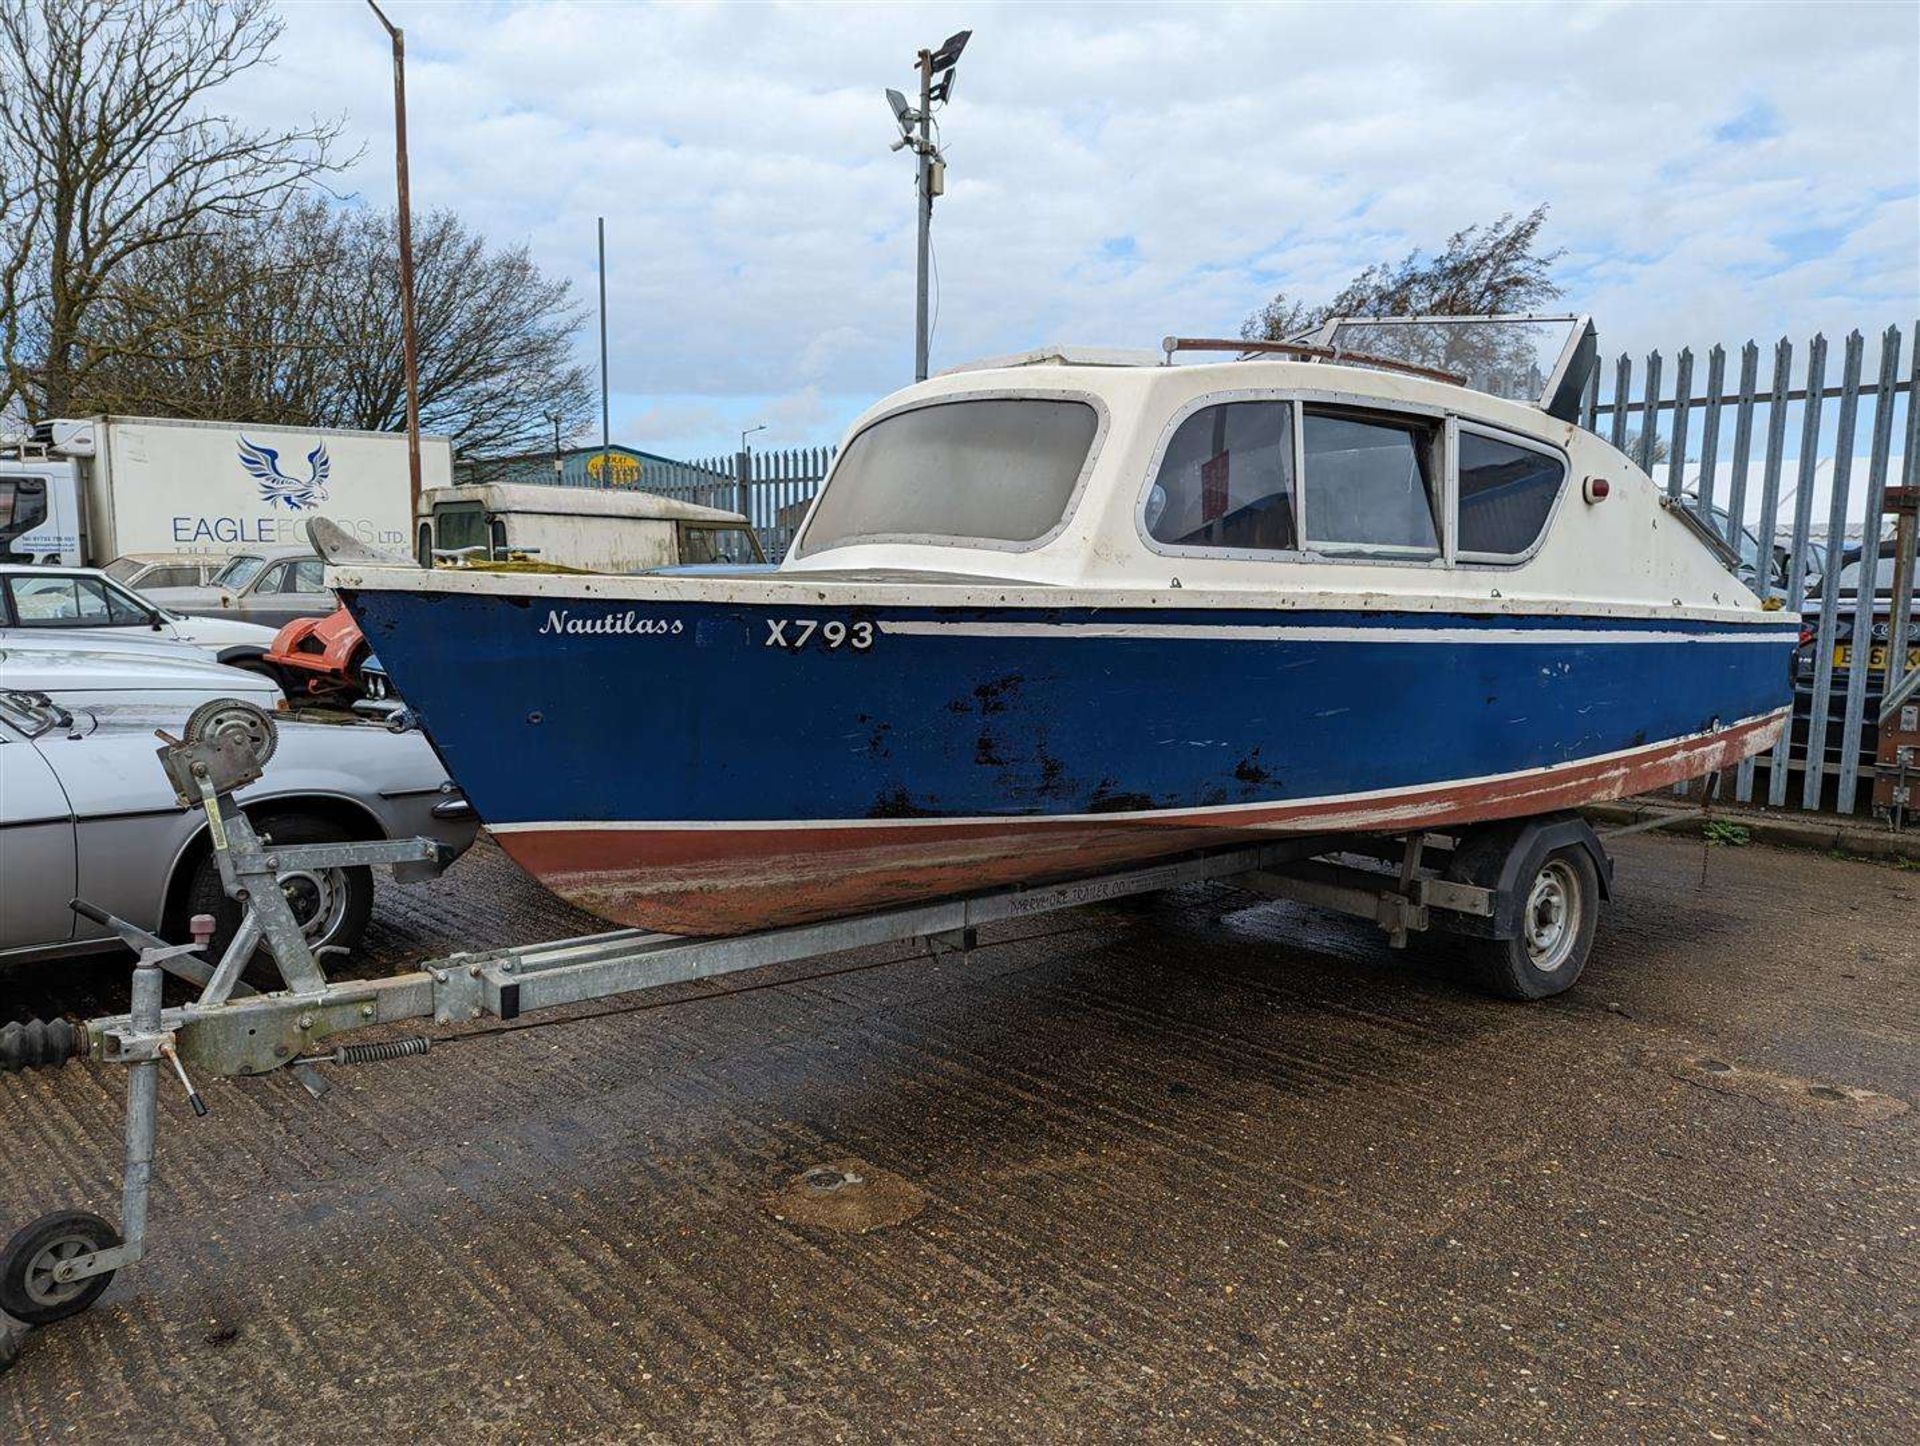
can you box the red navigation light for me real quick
[1582,476,1611,504]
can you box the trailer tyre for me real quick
[1475,846,1599,1001]
[0,1211,120,1325]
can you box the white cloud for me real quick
[238,0,1916,458]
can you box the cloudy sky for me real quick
[250,0,1918,460]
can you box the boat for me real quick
[319,315,1800,935]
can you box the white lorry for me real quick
[0,415,451,569]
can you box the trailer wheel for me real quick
[0,1211,120,1325]
[1475,846,1599,1000]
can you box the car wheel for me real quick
[174,813,376,965]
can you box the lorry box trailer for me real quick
[0,416,451,569]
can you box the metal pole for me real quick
[598,216,611,485]
[1889,329,1920,701]
[738,424,765,525]
[366,1,423,523]
[1889,490,1917,698]
[914,49,933,383]
[118,956,163,1261]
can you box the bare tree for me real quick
[318,209,594,457]
[0,0,345,419]
[80,202,595,455]
[78,193,350,423]
[1241,206,1565,342]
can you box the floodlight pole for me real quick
[598,217,611,486]
[913,47,934,383]
[367,0,423,522]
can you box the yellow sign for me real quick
[585,452,641,487]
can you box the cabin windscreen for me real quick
[798,398,1098,554]
[679,524,764,565]
[431,500,489,557]
[1315,316,1596,421]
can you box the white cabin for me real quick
[416,482,762,572]
[777,316,1760,622]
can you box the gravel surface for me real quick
[1,833,1915,1442]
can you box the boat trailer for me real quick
[0,704,1612,1356]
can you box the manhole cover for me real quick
[766,1157,927,1234]
[801,1166,857,1194]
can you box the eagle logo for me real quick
[237,436,331,510]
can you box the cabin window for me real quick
[430,500,489,559]
[798,398,1098,554]
[1456,430,1564,558]
[1300,408,1440,558]
[1144,402,1296,551]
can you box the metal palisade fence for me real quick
[647,448,838,561]
[1582,323,1917,816]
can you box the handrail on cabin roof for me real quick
[1158,336,1468,387]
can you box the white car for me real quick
[0,635,282,710]
[0,563,280,667]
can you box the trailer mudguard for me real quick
[1441,812,1614,940]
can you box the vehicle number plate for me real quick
[1833,644,1920,672]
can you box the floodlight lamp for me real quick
[929,70,955,105]
[929,28,971,70]
[886,87,911,125]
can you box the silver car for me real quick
[141,545,333,630]
[0,634,283,710]
[103,553,225,593]
[0,689,477,965]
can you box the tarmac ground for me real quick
[1,832,1915,1443]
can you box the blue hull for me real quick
[339,586,1796,932]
